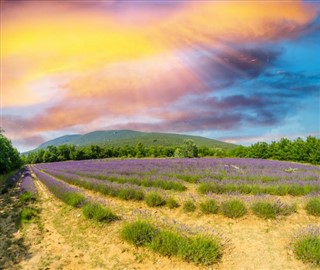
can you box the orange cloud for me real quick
[2,1,317,106]
[162,1,317,45]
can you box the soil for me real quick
[0,173,319,270]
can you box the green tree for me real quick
[174,148,184,158]
[135,142,145,158]
[175,139,198,158]
[0,133,22,174]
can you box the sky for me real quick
[1,0,320,152]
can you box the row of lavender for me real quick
[31,166,120,222]
[0,166,37,196]
[29,165,225,266]
[36,158,320,196]
[29,165,320,266]
[37,158,320,181]
[19,167,37,195]
[33,162,320,219]
[1,169,25,194]
[30,165,226,266]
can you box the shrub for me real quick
[122,220,223,266]
[167,197,180,209]
[197,183,216,194]
[306,198,320,216]
[118,188,144,201]
[20,191,36,204]
[278,202,297,216]
[145,193,166,207]
[293,235,320,266]
[200,199,219,214]
[251,201,279,219]
[183,200,196,212]
[178,235,222,265]
[61,192,85,207]
[176,174,199,183]
[149,230,184,256]
[82,203,119,222]
[156,180,186,191]
[121,220,156,246]
[221,199,247,218]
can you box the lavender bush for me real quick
[292,226,320,266]
[19,167,37,195]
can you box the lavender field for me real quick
[7,158,319,269]
[35,158,320,197]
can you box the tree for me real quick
[0,133,22,174]
[175,139,198,158]
[174,148,184,158]
[135,142,145,158]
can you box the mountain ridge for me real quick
[30,130,236,152]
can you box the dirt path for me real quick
[19,177,202,270]
[0,184,30,269]
[18,178,97,270]
[16,173,320,270]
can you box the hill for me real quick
[31,130,236,151]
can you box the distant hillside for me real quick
[31,130,236,152]
[38,135,81,149]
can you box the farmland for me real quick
[1,158,320,269]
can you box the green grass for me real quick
[306,198,320,216]
[293,235,320,266]
[200,199,219,214]
[61,192,85,207]
[145,193,166,207]
[183,200,196,213]
[82,203,119,222]
[220,199,247,218]
[121,220,222,266]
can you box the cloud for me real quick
[262,71,320,97]
[2,0,319,150]
[14,135,45,148]
[192,47,282,91]
[195,95,276,110]
[106,111,243,133]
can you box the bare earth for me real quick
[1,176,319,270]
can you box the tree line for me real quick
[229,136,320,165]
[1,132,319,176]
[23,140,204,163]
[23,136,320,165]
